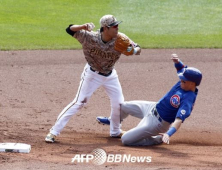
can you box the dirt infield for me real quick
[0,49,222,170]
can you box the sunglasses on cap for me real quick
[107,24,118,28]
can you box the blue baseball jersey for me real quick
[156,61,198,124]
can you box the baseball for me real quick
[88,24,92,31]
[171,53,178,58]
[88,23,95,31]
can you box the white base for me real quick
[0,143,31,153]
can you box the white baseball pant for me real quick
[50,64,124,137]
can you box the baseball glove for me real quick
[114,34,134,56]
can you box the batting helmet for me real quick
[178,67,202,86]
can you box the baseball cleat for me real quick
[45,133,56,143]
[111,131,126,138]
[151,135,163,145]
[96,116,110,125]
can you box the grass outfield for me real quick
[0,0,222,50]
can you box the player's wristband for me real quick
[133,48,138,55]
[166,127,177,137]
[175,61,185,70]
[66,24,76,36]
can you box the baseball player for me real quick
[97,54,202,145]
[45,15,141,143]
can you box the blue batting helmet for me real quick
[178,67,202,86]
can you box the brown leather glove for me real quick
[114,34,134,56]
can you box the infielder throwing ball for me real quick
[45,15,141,143]
[97,54,202,145]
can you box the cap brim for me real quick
[108,21,122,27]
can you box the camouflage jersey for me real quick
[72,30,137,74]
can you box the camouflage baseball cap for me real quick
[100,15,122,27]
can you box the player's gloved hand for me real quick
[159,133,170,144]
[171,53,180,64]
[127,46,133,52]
[162,133,170,144]
[114,34,134,56]
[127,45,140,55]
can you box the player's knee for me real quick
[121,135,131,146]
[120,102,128,112]
[120,103,129,120]
[73,101,87,110]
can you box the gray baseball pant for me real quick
[120,101,170,146]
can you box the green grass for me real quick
[0,0,222,50]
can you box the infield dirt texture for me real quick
[0,49,222,170]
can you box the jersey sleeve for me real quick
[73,29,97,47]
[176,93,195,122]
[174,60,187,74]
[65,24,91,44]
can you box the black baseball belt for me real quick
[153,107,162,122]
[90,67,112,77]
